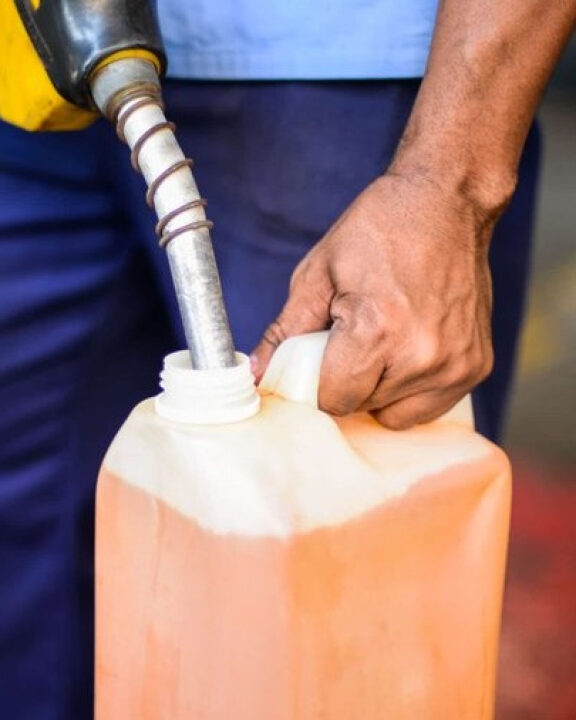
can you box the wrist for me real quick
[389,134,518,227]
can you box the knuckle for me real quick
[409,333,443,375]
[461,350,493,385]
[320,398,353,417]
[332,294,386,340]
[443,346,491,388]
[319,388,360,417]
[443,358,473,386]
[262,319,288,349]
[321,402,348,417]
[376,408,413,431]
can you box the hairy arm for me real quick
[395,0,576,213]
[252,0,576,429]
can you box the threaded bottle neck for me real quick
[155,351,260,425]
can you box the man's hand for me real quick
[252,0,576,428]
[252,171,497,429]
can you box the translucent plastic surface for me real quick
[95,338,511,719]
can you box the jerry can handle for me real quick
[260,331,475,430]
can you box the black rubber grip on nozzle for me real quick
[14,0,166,109]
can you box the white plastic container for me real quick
[96,332,511,720]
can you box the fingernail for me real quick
[249,354,260,377]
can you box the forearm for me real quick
[392,0,576,218]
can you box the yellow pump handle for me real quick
[0,0,160,132]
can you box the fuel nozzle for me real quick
[4,0,237,368]
[12,0,166,113]
[91,59,237,369]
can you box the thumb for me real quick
[251,282,331,383]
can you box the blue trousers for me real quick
[0,81,539,719]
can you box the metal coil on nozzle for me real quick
[90,58,237,370]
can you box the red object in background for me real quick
[497,459,576,720]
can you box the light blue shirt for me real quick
[157,1,439,80]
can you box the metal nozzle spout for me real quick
[90,58,237,370]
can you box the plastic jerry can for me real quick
[95,331,511,720]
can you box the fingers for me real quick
[317,294,386,415]
[318,300,493,427]
[372,390,464,430]
[357,332,447,412]
[251,264,332,382]
[367,334,493,429]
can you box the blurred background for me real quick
[496,38,576,720]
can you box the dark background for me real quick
[496,36,576,720]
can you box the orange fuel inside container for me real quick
[95,333,511,720]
